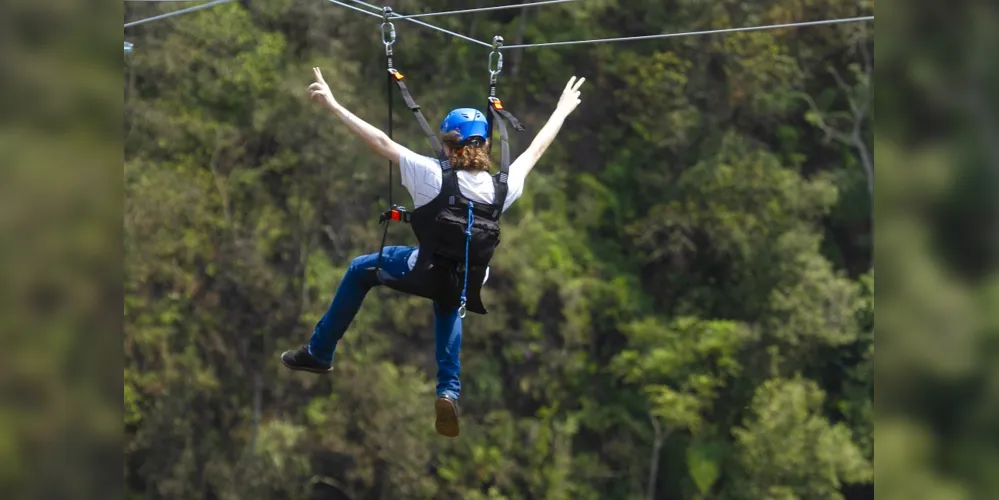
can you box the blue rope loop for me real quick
[458,202,474,319]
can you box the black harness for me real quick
[367,15,524,317]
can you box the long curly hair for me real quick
[441,131,492,173]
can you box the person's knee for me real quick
[348,254,368,273]
[345,254,378,286]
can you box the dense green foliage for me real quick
[124,0,874,498]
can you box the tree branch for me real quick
[829,65,860,115]
[311,475,355,500]
[859,28,872,77]
[646,412,669,500]
[800,37,875,213]
[321,224,347,260]
[853,126,874,198]
[851,60,874,198]
[800,92,853,146]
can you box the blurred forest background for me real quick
[122,0,877,498]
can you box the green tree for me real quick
[726,378,873,500]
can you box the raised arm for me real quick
[508,75,585,178]
[308,67,405,163]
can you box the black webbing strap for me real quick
[374,52,395,274]
[488,102,511,214]
[388,69,452,171]
[491,105,524,132]
[485,81,524,217]
[376,63,455,274]
[485,82,525,143]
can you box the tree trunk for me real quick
[646,414,665,500]
[251,371,262,448]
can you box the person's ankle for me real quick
[437,391,459,401]
[305,346,333,366]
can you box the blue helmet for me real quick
[440,108,488,144]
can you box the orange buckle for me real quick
[490,97,505,110]
[389,69,404,80]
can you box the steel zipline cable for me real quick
[501,15,876,49]
[336,0,873,50]
[125,0,874,54]
[390,0,585,19]
[330,0,492,47]
[124,0,233,28]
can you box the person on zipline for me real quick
[281,67,585,437]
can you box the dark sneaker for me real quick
[280,345,333,373]
[434,396,460,437]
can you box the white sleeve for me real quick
[398,147,444,209]
[501,161,527,212]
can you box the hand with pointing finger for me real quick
[308,67,338,110]
[556,75,585,116]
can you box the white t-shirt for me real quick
[397,147,526,273]
[398,148,525,211]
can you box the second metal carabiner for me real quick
[381,7,396,55]
[488,35,504,83]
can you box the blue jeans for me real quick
[307,246,462,400]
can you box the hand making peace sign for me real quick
[555,75,585,115]
[307,67,338,110]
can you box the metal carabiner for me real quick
[488,36,504,84]
[380,7,396,55]
[458,302,467,319]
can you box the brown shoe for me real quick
[434,396,460,437]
